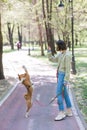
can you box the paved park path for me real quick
[0,49,85,130]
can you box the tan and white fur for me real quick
[18,66,33,118]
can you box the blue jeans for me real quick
[56,71,72,111]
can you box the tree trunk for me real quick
[0,14,5,79]
[7,22,14,50]
[42,0,56,55]
[36,10,45,56]
[17,24,22,48]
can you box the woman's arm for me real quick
[47,46,58,63]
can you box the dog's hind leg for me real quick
[25,100,32,118]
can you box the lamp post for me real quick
[58,0,76,74]
[69,0,76,74]
[28,23,31,55]
[58,0,64,7]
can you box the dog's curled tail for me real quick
[22,65,28,73]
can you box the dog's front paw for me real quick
[25,112,29,118]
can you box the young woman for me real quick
[48,40,72,121]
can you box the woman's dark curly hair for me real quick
[56,40,67,51]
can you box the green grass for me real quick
[3,49,15,53]
[3,46,16,53]
[73,47,87,123]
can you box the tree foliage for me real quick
[0,0,87,79]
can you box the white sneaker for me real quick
[54,112,66,121]
[66,111,73,117]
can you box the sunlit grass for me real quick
[3,46,16,53]
[3,49,15,53]
[73,48,87,123]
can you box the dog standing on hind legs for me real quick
[18,65,33,118]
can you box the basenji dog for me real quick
[18,66,33,118]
